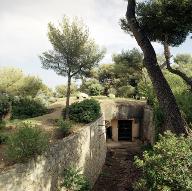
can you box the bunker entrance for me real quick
[118,120,132,141]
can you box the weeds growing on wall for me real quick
[61,166,90,191]
[55,119,73,139]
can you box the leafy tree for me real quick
[117,85,135,98]
[94,49,143,96]
[40,17,105,119]
[123,0,187,134]
[174,54,192,66]
[97,64,116,95]
[121,0,192,89]
[18,76,44,98]
[80,79,104,96]
[55,83,78,98]
[113,48,143,97]
[0,67,44,97]
[0,67,23,94]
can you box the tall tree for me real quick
[121,0,192,89]
[40,17,105,119]
[113,48,143,90]
[124,0,187,134]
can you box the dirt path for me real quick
[92,143,142,191]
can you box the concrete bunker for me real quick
[102,100,154,144]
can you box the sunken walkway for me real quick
[92,141,142,191]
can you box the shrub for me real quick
[5,122,48,162]
[0,120,6,130]
[176,92,192,124]
[61,166,90,191]
[12,97,48,119]
[64,99,101,123]
[134,131,192,191]
[80,79,104,96]
[55,83,78,98]
[56,119,73,139]
[0,94,11,120]
[0,132,9,144]
[117,85,135,98]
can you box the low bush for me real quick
[80,79,104,96]
[61,166,90,191]
[0,120,6,130]
[0,132,9,144]
[0,94,11,120]
[64,99,101,123]
[56,119,73,139]
[12,97,48,119]
[117,85,135,98]
[5,122,49,162]
[134,131,192,191]
[176,92,192,124]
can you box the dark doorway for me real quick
[106,126,112,139]
[118,120,132,141]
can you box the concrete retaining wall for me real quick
[0,115,106,191]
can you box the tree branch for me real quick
[163,40,192,90]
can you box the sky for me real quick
[0,0,192,88]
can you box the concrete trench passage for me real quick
[92,142,142,191]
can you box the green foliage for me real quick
[134,131,192,191]
[91,49,143,97]
[64,99,101,123]
[40,16,105,118]
[0,94,11,120]
[56,119,73,138]
[113,49,143,79]
[176,92,192,124]
[61,166,90,191]
[113,49,143,95]
[40,16,105,79]
[153,105,165,136]
[80,79,104,96]
[121,0,192,47]
[12,97,48,119]
[165,71,187,95]
[55,83,78,98]
[137,69,155,103]
[5,122,48,163]
[0,67,45,98]
[0,131,9,144]
[0,120,6,130]
[117,85,135,98]
[174,54,192,66]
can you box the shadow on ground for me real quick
[92,142,142,191]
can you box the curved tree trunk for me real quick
[126,0,187,135]
[163,40,192,90]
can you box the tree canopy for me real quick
[121,0,192,90]
[0,67,44,98]
[40,16,105,118]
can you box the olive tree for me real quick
[40,17,105,118]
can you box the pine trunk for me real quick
[64,75,71,120]
[126,0,187,135]
[163,41,192,90]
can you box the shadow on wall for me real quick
[0,115,106,191]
